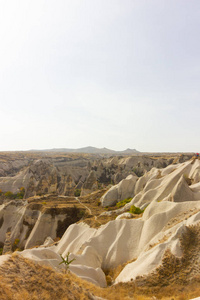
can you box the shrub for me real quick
[74,189,81,197]
[4,187,25,200]
[16,187,25,199]
[116,197,132,208]
[77,209,85,219]
[129,205,144,214]
[12,238,20,251]
[14,238,20,246]
[4,191,15,199]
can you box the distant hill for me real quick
[31,146,140,155]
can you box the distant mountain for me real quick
[31,146,140,155]
[121,148,139,154]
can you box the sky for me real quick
[0,0,200,152]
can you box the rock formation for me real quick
[1,154,199,292]
[0,199,86,250]
[0,157,199,289]
[0,153,192,198]
[100,174,138,207]
[81,171,98,196]
[2,232,12,255]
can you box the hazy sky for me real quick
[0,0,200,152]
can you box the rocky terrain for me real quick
[0,151,200,299]
[0,151,191,198]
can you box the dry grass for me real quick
[163,208,199,231]
[27,190,120,229]
[0,254,99,300]
[0,245,200,300]
[0,254,137,300]
[133,223,200,299]
[156,170,163,179]
[103,258,137,286]
[28,189,108,215]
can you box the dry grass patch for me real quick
[0,254,101,300]
[0,249,199,300]
[133,223,200,299]
[0,254,138,300]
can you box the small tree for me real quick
[59,252,75,272]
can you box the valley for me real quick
[0,151,199,300]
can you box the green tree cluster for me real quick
[4,187,25,199]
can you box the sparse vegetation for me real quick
[156,169,163,179]
[116,197,132,208]
[0,253,199,300]
[183,174,192,185]
[3,187,25,200]
[134,224,200,296]
[4,191,15,199]
[12,238,20,252]
[17,187,25,199]
[129,205,144,214]
[0,152,198,300]
[74,189,81,197]
[59,252,75,272]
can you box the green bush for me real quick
[129,205,144,214]
[4,187,25,200]
[116,197,132,208]
[16,187,25,199]
[74,189,81,197]
[4,191,15,199]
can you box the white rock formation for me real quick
[112,159,200,213]
[1,158,200,288]
[100,174,138,207]
[13,198,200,287]
[0,200,73,250]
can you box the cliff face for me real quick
[0,199,86,251]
